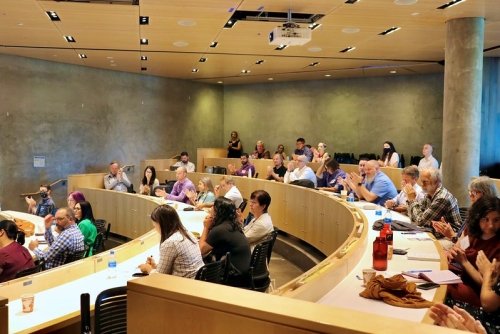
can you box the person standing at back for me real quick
[227,131,242,158]
[104,161,131,192]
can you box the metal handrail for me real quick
[121,164,135,172]
[20,178,68,197]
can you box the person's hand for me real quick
[349,172,363,185]
[292,154,298,161]
[138,263,153,274]
[385,200,395,209]
[25,196,36,206]
[228,164,235,173]
[403,183,416,201]
[203,215,214,229]
[43,214,54,229]
[476,251,495,277]
[194,203,204,211]
[287,162,295,172]
[236,208,244,225]
[117,168,123,181]
[323,153,330,161]
[378,159,385,167]
[394,205,407,213]
[429,303,486,334]
[432,217,455,239]
[214,185,221,197]
[184,189,196,200]
[28,239,39,251]
[400,179,407,189]
[155,188,167,198]
[267,166,273,176]
[251,152,258,159]
[146,256,156,268]
[449,245,468,265]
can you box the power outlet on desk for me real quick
[23,280,32,286]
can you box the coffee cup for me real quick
[362,269,376,286]
[340,190,347,200]
[21,293,35,313]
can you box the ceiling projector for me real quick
[268,25,312,46]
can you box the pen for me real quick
[402,232,417,234]
[407,270,432,273]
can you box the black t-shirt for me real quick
[267,165,287,180]
[206,221,250,283]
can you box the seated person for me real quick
[104,161,131,192]
[251,141,271,159]
[0,219,35,283]
[67,191,85,210]
[316,157,345,192]
[418,142,439,170]
[214,176,243,208]
[446,196,500,308]
[240,190,273,252]
[292,138,313,162]
[28,208,85,269]
[340,158,367,195]
[155,167,196,204]
[74,201,98,257]
[185,177,216,210]
[266,154,287,182]
[199,197,251,287]
[312,142,329,163]
[275,144,287,161]
[384,166,425,214]
[25,184,56,217]
[228,153,255,177]
[138,205,204,278]
[140,165,160,196]
[347,160,397,206]
[430,302,489,334]
[173,151,196,172]
[405,167,462,237]
[378,141,399,168]
[284,155,317,187]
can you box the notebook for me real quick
[407,252,440,261]
[402,270,462,284]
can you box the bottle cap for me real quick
[110,250,115,255]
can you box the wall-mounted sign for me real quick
[34,156,45,168]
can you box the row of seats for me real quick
[334,153,424,168]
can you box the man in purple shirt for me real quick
[155,167,195,204]
[228,153,256,177]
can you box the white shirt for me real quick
[243,213,274,252]
[418,156,439,170]
[384,152,399,168]
[224,186,243,208]
[391,183,425,206]
[284,166,317,187]
[173,161,196,172]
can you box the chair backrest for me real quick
[250,239,272,281]
[239,198,248,212]
[254,173,259,178]
[94,286,128,334]
[266,229,279,265]
[88,232,104,257]
[410,155,423,166]
[15,262,44,278]
[94,219,107,234]
[64,246,88,264]
[195,257,226,284]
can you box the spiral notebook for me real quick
[402,270,462,284]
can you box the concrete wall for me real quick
[223,74,444,164]
[0,54,224,212]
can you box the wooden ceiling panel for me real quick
[139,52,202,79]
[237,0,343,14]
[6,47,85,65]
[141,0,240,11]
[74,49,141,73]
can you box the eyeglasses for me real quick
[468,190,480,196]
[74,207,81,211]
[54,217,66,222]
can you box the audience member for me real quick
[378,141,399,167]
[140,165,160,196]
[74,201,98,257]
[384,166,425,214]
[406,167,462,237]
[25,184,56,217]
[138,205,204,278]
[199,197,251,287]
[214,176,243,208]
[418,142,439,170]
[227,131,242,158]
[0,220,35,283]
[348,160,397,206]
[104,161,131,192]
[446,197,500,308]
[284,155,317,187]
[252,141,271,159]
[430,303,488,334]
[185,177,216,210]
[155,167,195,204]
[173,152,196,172]
[267,154,287,182]
[275,144,287,161]
[29,208,84,269]
[67,191,85,210]
[340,158,368,194]
[228,153,256,177]
[241,190,273,252]
[433,176,498,243]
[292,138,313,162]
[316,158,345,192]
[312,142,329,163]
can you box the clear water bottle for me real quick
[248,168,252,179]
[384,209,392,225]
[347,192,355,202]
[375,206,382,216]
[107,251,117,278]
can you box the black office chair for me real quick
[87,232,104,257]
[64,246,88,264]
[94,286,128,334]
[195,256,227,284]
[239,199,248,213]
[266,229,279,265]
[99,222,111,252]
[94,219,107,234]
[15,261,44,278]
[248,239,272,292]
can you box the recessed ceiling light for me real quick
[140,38,148,45]
[107,56,113,59]
[325,74,331,77]
[342,28,360,34]
[111,64,117,67]
[178,20,196,26]
[217,81,223,84]
[210,41,219,48]
[141,67,147,71]
[18,23,23,26]
[268,78,273,81]
[339,46,356,53]
[309,23,322,31]
[141,56,148,60]
[45,11,60,21]
[437,0,466,9]
[199,58,207,62]
[379,27,401,35]
[139,16,149,25]
[64,36,75,42]
[224,20,237,29]
[255,60,265,65]
[275,45,288,51]
[411,12,420,15]
[345,0,359,4]
[78,54,87,59]
[241,70,250,74]
[394,0,418,5]
[110,60,114,63]
[390,70,397,73]
[309,62,320,67]
[191,69,199,73]
[307,47,322,52]
[174,41,189,47]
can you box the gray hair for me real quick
[402,166,419,179]
[199,177,215,194]
[422,167,442,183]
[468,176,499,197]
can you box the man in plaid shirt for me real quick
[29,207,84,269]
[404,167,462,238]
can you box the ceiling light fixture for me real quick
[210,41,219,48]
[342,28,360,33]
[173,41,189,47]
[437,0,466,9]
[46,11,60,21]
[241,70,250,74]
[309,62,320,67]
[217,81,223,84]
[325,74,331,77]
[141,56,148,60]
[78,54,87,59]
[140,38,149,45]
[199,58,207,62]
[255,60,265,64]
[390,70,397,73]
[178,20,196,26]
[379,27,401,35]
[394,0,418,5]
[345,0,359,4]
[268,78,274,81]
[141,67,147,71]
[64,36,75,42]
[139,16,149,25]
[309,23,322,31]
[224,19,237,29]
[275,44,288,51]
[192,69,199,73]
[339,46,356,53]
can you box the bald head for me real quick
[364,160,380,180]
[175,166,187,181]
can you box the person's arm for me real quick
[429,303,487,334]
[199,216,214,256]
[316,162,325,179]
[32,229,70,263]
[263,151,271,159]
[477,254,500,312]
[121,172,131,187]
[449,245,483,286]
[304,148,313,162]
[167,183,190,202]
[104,175,118,190]
[189,162,196,172]
[244,219,271,244]
[389,153,399,168]
[152,240,176,275]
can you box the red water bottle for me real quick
[373,237,388,271]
